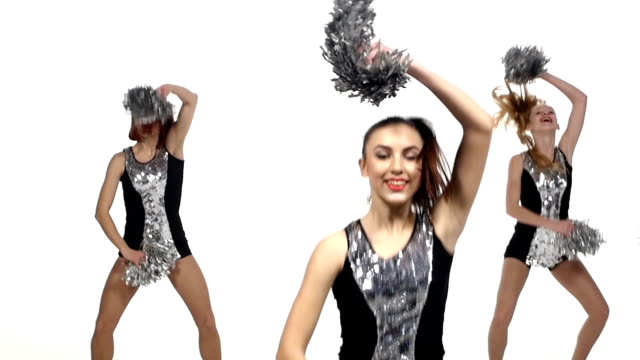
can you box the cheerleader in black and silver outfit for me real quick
[91,85,221,360]
[487,68,608,360]
[277,41,494,360]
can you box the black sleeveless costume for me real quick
[331,215,454,360]
[504,147,571,269]
[116,146,191,287]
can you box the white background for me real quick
[1,0,639,359]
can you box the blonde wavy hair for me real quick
[493,81,560,170]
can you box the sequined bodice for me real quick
[122,147,180,287]
[522,148,568,220]
[346,217,433,360]
[125,147,168,194]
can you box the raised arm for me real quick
[407,60,493,251]
[276,231,347,360]
[160,84,198,159]
[505,154,574,236]
[538,72,587,163]
[95,153,145,265]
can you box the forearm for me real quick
[538,72,587,103]
[95,212,129,252]
[507,205,552,229]
[166,84,198,105]
[408,62,493,133]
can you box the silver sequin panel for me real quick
[347,217,433,360]
[122,147,180,287]
[523,148,568,267]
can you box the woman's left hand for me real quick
[157,84,172,100]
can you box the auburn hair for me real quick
[128,117,175,149]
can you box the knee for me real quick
[590,300,609,324]
[196,314,218,333]
[492,309,514,329]
[94,317,117,335]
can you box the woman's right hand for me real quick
[547,219,575,237]
[121,247,146,266]
[366,41,393,64]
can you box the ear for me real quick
[359,158,368,177]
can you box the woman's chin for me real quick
[379,194,413,208]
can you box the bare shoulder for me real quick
[311,229,348,271]
[112,151,125,162]
[111,151,126,165]
[509,153,524,168]
[106,151,126,176]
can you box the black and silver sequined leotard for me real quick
[331,215,454,360]
[119,146,191,285]
[504,147,572,268]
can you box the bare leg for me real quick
[169,256,222,360]
[551,260,608,360]
[488,258,530,360]
[91,258,139,360]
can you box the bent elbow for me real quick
[95,210,107,223]
[469,115,495,134]
[575,93,587,105]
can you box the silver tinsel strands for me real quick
[555,219,605,258]
[502,45,550,84]
[123,85,174,125]
[321,0,411,106]
[123,241,180,287]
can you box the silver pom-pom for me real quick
[123,85,174,125]
[527,219,604,268]
[123,241,180,287]
[321,0,411,106]
[555,219,605,258]
[502,45,549,84]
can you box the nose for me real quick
[390,155,403,175]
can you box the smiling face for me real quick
[360,123,424,208]
[527,104,559,134]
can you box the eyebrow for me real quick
[373,145,422,152]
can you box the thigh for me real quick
[95,258,139,325]
[550,260,607,312]
[494,258,530,316]
[169,256,215,321]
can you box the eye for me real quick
[375,153,389,160]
